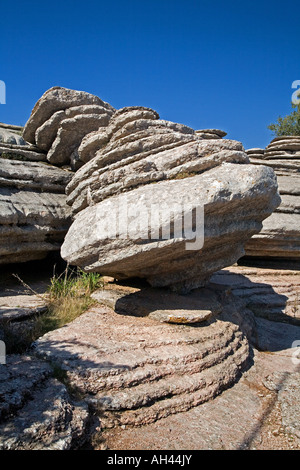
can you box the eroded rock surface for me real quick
[22,87,115,169]
[0,122,47,162]
[34,286,253,428]
[245,137,300,259]
[0,355,89,450]
[0,157,72,264]
[61,106,280,292]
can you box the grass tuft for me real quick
[3,266,104,354]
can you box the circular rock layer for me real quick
[34,286,253,428]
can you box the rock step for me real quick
[249,158,300,172]
[276,174,300,195]
[0,158,72,192]
[264,150,300,159]
[246,148,265,154]
[0,157,72,264]
[65,325,242,393]
[277,194,300,213]
[91,334,247,411]
[0,123,23,132]
[94,343,249,428]
[196,129,227,138]
[34,291,254,427]
[245,211,300,261]
[266,140,300,151]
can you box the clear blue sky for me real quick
[1,0,299,149]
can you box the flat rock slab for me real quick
[91,283,222,324]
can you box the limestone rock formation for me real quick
[245,136,300,258]
[34,286,253,428]
[22,86,116,169]
[0,156,72,264]
[61,106,281,292]
[0,123,47,162]
[0,355,89,450]
[195,128,227,139]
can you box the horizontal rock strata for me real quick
[245,136,300,258]
[0,157,72,264]
[0,122,47,162]
[210,264,300,324]
[195,128,227,139]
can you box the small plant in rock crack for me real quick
[4,267,104,353]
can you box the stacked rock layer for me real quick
[61,106,281,292]
[245,136,300,259]
[34,293,253,428]
[0,123,46,162]
[22,86,115,170]
[0,157,72,264]
[0,125,72,264]
[195,128,227,139]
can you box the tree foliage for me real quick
[268,104,300,137]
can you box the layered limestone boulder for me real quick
[0,156,72,264]
[61,106,281,292]
[22,86,116,169]
[245,136,300,258]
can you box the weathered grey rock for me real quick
[196,129,227,138]
[35,104,114,152]
[246,136,300,259]
[67,106,247,215]
[62,164,280,292]
[61,106,280,291]
[0,355,89,450]
[22,87,116,168]
[0,123,47,161]
[246,148,266,159]
[0,157,72,264]
[0,145,47,162]
[0,125,25,146]
[47,113,112,166]
[23,86,114,144]
[245,212,300,259]
[210,264,300,324]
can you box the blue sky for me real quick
[1,0,299,149]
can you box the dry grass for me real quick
[3,267,104,354]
